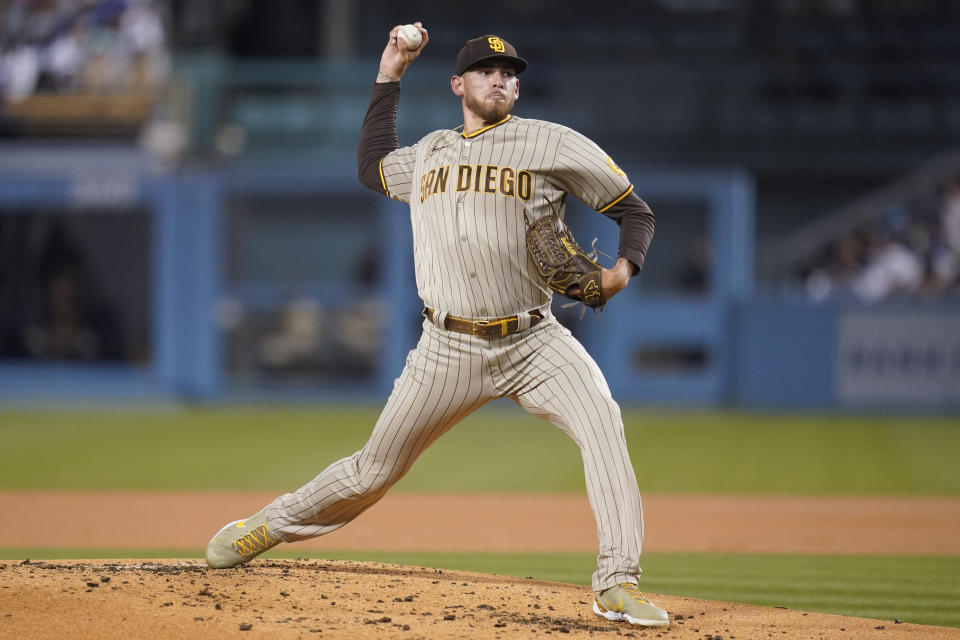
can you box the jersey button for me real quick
[457,202,462,208]
[469,272,476,278]
[479,307,487,315]
[464,141,471,147]
[460,235,467,241]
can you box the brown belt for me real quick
[424,307,544,338]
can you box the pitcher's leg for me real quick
[268,327,490,540]
[511,325,643,592]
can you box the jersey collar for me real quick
[461,115,512,139]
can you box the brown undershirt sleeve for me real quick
[601,191,656,275]
[357,81,401,194]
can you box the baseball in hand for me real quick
[398,24,422,50]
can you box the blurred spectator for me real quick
[936,178,960,286]
[120,0,167,90]
[45,21,85,90]
[800,175,960,302]
[849,226,923,302]
[0,0,169,101]
[803,231,867,301]
[258,296,324,370]
[1,41,40,100]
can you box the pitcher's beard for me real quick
[465,93,514,124]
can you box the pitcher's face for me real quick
[454,62,519,123]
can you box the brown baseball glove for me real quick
[523,207,606,310]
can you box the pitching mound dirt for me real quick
[3,559,958,640]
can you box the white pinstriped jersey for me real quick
[379,114,633,319]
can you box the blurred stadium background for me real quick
[1,0,959,411]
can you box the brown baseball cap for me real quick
[455,35,528,76]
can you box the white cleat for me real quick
[205,507,281,569]
[593,582,670,627]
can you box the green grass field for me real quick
[2,405,958,494]
[2,406,959,627]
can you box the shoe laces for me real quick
[618,582,649,604]
[232,523,278,556]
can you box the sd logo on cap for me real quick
[487,37,506,53]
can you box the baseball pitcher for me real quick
[205,23,667,628]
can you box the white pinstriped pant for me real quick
[265,312,644,592]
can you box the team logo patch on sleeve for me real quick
[488,37,506,52]
[606,156,626,177]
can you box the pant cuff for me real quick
[593,571,639,593]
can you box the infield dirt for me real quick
[2,491,958,554]
[4,559,960,640]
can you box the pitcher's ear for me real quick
[451,75,464,96]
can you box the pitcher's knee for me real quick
[353,459,405,497]
[330,453,388,499]
[355,472,393,497]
